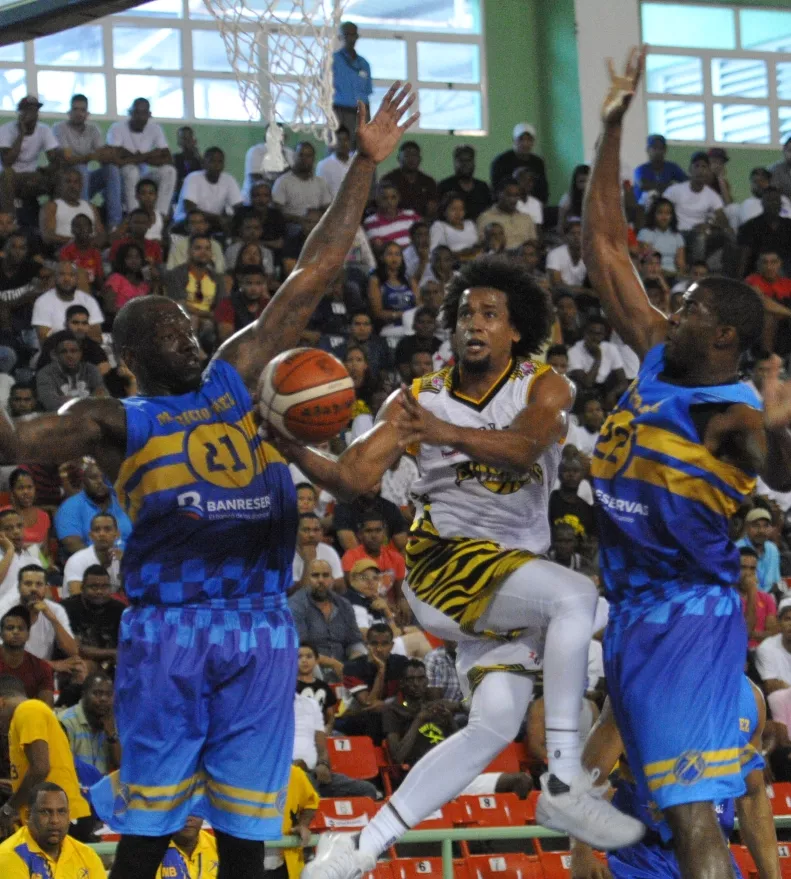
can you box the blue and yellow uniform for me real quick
[91,358,298,840]
[157,829,218,879]
[591,343,760,811]
[0,824,107,878]
[607,677,764,878]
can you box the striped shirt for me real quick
[363,209,420,249]
[58,702,113,775]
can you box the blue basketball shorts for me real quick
[604,587,747,811]
[91,599,298,840]
[607,843,744,879]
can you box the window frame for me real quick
[641,0,791,148]
[0,0,488,133]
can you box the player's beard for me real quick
[460,353,491,374]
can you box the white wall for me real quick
[574,0,646,175]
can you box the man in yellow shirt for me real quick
[263,764,319,879]
[0,781,106,877]
[157,816,218,879]
[0,675,90,836]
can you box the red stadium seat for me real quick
[730,844,757,879]
[364,865,395,879]
[311,797,380,832]
[537,849,574,879]
[327,736,379,780]
[519,790,540,824]
[777,842,791,878]
[390,858,470,879]
[466,854,543,879]
[411,803,459,830]
[452,793,525,827]
[483,742,528,774]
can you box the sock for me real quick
[358,803,410,858]
[545,727,582,786]
[215,830,266,879]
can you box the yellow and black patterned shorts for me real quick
[405,514,536,635]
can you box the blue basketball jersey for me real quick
[611,675,763,846]
[591,344,761,608]
[115,358,297,605]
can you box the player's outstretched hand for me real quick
[395,385,452,448]
[764,354,791,430]
[602,46,645,126]
[356,82,419,165]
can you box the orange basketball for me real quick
[258,348,356,443]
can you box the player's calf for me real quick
[665,801,737,879]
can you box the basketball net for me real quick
[202,0,347,174]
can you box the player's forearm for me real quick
[437,423,562,473]
[764,428,791,492]
[52,619,79,657]
[737,791,781,879]
[585,124,629,259]
[8,766,48,812]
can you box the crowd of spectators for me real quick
[0,30,789,872]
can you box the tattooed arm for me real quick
[216,83,417,390]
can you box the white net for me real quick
[202,0,346,171]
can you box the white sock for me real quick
[358,803,408,858]
[546,727,582,785]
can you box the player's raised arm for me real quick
[583,47,667,361]
[217,83,418,389]
[0,396,126,471]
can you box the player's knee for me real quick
[664,800,723,844]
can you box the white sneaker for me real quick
[536,771,646,851]
[301,832,377,879]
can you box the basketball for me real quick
[258,348,356,443]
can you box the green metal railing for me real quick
[90,816,791,879]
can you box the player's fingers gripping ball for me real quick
[258,348,356,443]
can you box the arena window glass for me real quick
[0,0,486,131]
[641,2,791,147]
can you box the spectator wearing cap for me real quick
[332,22,372,145]
[345,558,398,638]
[381,142,439,221]
[706,147,733,205]
[738,546,778,649]
[476,179,537,250]
[0,95,62,214]
[633,134,687,206]
[437,145,492,222]
[770,135,791,201]
[737,507,783,594]
[490,123,548,203]
[341,515,406,608]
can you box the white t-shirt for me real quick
[566,422,599,457]
[738,194,791,226]
[316,153,353,199]
[0,592,73,659]
[271,172,332,217]
[293,692,323,769]
[429,220,478,253]
[516,196,544,226]
[0,548,39,603]
[664,182,724,232]
[0,122,58,173]
[62,546,121,597]
[546,245,587,287]
[610,329,640,380]
[174,171,242,223]
[587,639,604,691]
[292,542,343,582]
[242,142,296,202]
[381,456,420,508]
[32,289,104,333]
[106,120,168,154]
[567,339,624,385]
[756,634,791,685]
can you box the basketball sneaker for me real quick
[536,770,646,850]
[301,832,376,879]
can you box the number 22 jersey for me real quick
[116,358,298,605]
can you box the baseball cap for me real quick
[708,147,729,162]
[646,134,666,148]
[745,507,772,524]
[513,122,536,140]
[350,558,381,576]
[17,95,43,110]
[690,150,710,165]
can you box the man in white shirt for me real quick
[0,509,39,603]
[664,152,727,232]
[756,599,791,693]
[293,692,379,798]
[567,315,629,409]
[62,512,122,598]
[106,97,176,215]
[0,95,61,213]
[316,126,354,199]
[174,146,242,231]
[242,124,295,203]
[513,167,544,227]
[546,220,587,295]
[734,166,791,229]
[0,562,78,662]
[566,396,605,458]
[272,142,333,235]
[293,513,344,593]
[31,261,103,343]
